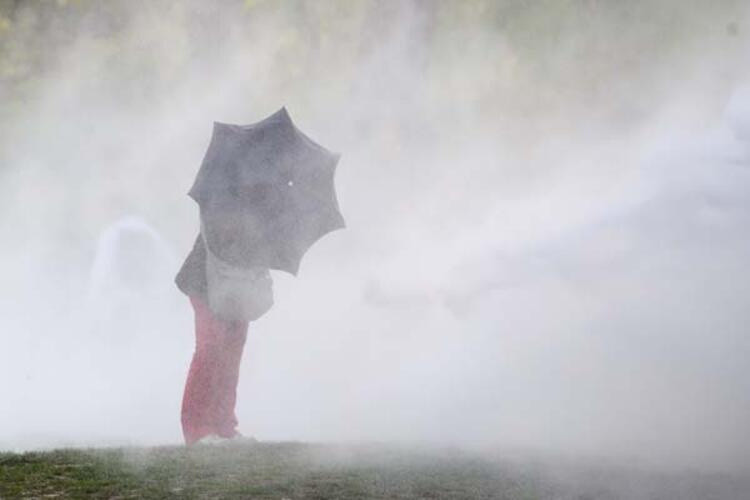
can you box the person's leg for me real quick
[214,318,248,438]
[181,297,225,444]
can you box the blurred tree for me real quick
[0,0,747,132]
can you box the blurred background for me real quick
[1,0,749,474]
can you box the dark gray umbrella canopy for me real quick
[188,107,345,275]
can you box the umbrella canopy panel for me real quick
[189,108,345,275]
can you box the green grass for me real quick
[0,442,747,499]
[0,443,522,499]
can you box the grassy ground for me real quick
[1,442,748,499]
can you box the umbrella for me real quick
[188,107,345,275]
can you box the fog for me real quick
[1,0,749,475]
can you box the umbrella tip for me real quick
[211,121,231,133]
[272,106,295,131]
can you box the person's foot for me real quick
[194,433,230,445]
[227,431,258,444]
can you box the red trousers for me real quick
[181,297,249,445]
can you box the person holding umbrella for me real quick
[175,108,345,445]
